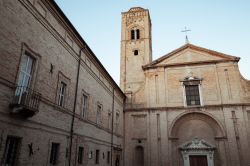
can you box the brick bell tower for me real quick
[120,7,152,97]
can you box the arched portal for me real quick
[169,111,226,166]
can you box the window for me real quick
[50,142,60,165]
[2,136,21,166]
[131,29,140,40]
[78,147,84,164]
[82,94,88,118]
[115,112,120,133]
[185,85,200,106]
[131,30,135,40]
[16,53,34,96]
[88,151,93,159]
[136,29,140,39]
[108,112,112,129]
[96,104,102,125]
[58,82,66,107]
[107,151,110,164]
[95,150,100,164]
[134,50,138,56]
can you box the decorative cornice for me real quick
[124,103,250,112]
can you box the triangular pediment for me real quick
[143,44,240,69]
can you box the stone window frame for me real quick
[96,102,103,125]
[81,90,89,119]
[115,110,120,133]
[56,71,70,108]
[16,43,41,90]
[180,75,203,107]
[108,110,112,130]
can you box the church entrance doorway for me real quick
[180,138,215,166]
[189,155,208,166]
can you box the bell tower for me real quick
[120,7,152,93]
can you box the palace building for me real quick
[0,1,124,166]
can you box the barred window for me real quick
[185,85,200,106]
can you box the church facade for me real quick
[121,7,250,166]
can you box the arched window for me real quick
[136,29,140,39]
[134,146,144,166]
[131,30,135,40]
[134,50,138,56]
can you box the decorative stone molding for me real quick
[180,138,215,166]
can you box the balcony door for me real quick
[15,53,34,103]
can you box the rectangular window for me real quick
[50,142,60,165]
[107,151,110,164]
[16,53,34,96]
[2,136,21,166]
[82,94,88,118]
[96,105,102,125]
[134,50,138,56]
[58,82,66,107]
[108,112,112,129]
[95,150,100,164]
[78,147,84,164]
[88,151,93,159]
[116,112,120,133]
[131,30,135,40]
[185,85,200,106]
[136,29,140,39]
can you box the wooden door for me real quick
[189,155,208,166]
[134,146,144,166]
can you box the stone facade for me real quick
[121,7,250,166]
[0,0,124,166]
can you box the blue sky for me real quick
[55,0,250,84]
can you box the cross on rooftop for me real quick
[181,27,191,44]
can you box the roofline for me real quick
[144,43,240,69]
[48,0,125,98]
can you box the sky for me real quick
[55,0,250,84]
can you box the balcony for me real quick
[9,86,41,118]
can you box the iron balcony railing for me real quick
[10,86,41,116]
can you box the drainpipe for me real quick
[111,88,115,166]
[68,47,83,166]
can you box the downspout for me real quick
[111,88,115,166]
[68,47,83,166]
